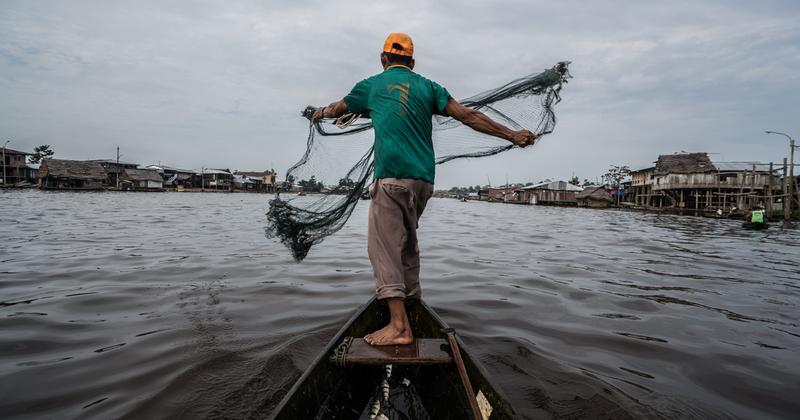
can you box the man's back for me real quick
[344,66,450,184]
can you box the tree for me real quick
[602,165,631,205]
[602,165,631,187]
[582,179,595,187]
[299,176,323,192]
[337,177,355,191]
[568,176,580,186]
[28,145,54,164]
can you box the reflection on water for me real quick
[1,190,798,419]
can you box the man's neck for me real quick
[385,64,412,71]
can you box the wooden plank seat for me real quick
[330,337,453,366]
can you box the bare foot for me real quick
[364,323,414,346]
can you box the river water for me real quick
[1,189,798,419]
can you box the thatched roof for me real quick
[39,159,106,180]
[654,153,714,175]
[576,185,612,201]
[122,168,163,182]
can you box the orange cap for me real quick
[383,33,414,57]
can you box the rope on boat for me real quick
[333,336,353,367]
[370,364,393,420]
[335,112,361,129]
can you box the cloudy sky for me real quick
[1,0,798,188]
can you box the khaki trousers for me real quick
[368,178,434,300]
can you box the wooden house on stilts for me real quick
[627,153,781,214]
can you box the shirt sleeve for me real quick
[343,79,371,113]
[431,81,452,116]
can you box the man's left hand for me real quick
[511,130,536,147]
[312,106,326,122]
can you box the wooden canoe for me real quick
[269,297,516,419]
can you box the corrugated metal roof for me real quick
[519,180,583,191]
[146,164,194,173]
[89,159,140,166]
[196,168,231,175]
[1,148,29,155]
[711,161,776,172]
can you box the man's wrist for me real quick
[505,129,516,142]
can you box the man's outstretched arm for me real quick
[311,99,348,122]
[444,98,536,147]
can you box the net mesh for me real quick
[267,62,572,261]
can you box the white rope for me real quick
[335,112,361,129]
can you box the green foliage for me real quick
[336,177,355,192]
[28,145,54,164]
[568,176,580,186]
[602,165,630,187]
[298,176,324,192]
[602,165,630,205]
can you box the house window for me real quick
[719,173,737,182]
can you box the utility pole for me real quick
[116,146,120,190]
[766,131,797,220]
[201,167,205,191]
[505,173,509,202]
[2,140,9,186]
[768,162,773,218]
[791,138,796,218]
[783,158,789,221]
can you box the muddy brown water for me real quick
[1,190,798,419]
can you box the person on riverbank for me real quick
[312,33,535,346]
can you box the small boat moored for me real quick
[742,221,769,230]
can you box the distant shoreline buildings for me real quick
[1,149,279,193]
[3,148,798,220]
[439,152,799,219]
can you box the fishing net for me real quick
[267,62,571,261]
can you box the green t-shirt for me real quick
[343,66,451,184]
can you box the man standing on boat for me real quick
[312,33,535,345]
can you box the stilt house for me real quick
[629,153,780,212]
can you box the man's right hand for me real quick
[511,130,536,147]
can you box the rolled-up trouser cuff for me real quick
[376,284,407,300]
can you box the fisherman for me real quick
[312,33,535,346]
